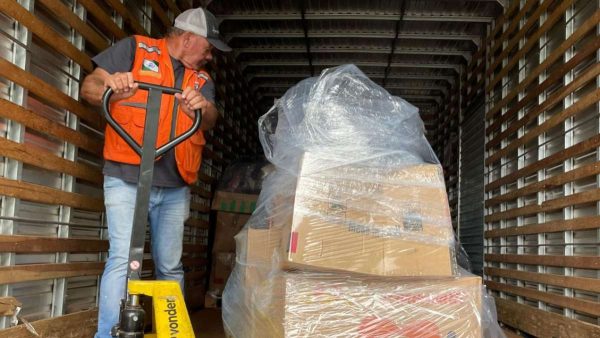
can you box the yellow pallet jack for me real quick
[102,82,200,338]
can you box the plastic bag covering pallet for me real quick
[222,65,506,338]
[259,66,439,174]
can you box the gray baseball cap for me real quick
[174,8,231,52]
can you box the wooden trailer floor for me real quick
[192,309,226,338]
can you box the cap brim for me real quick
[208,38,232,52]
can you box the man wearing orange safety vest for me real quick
[80,7,230,338]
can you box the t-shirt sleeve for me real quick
[201,79,216,105]
[92,37,136,73]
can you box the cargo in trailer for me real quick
[0,1,598,338]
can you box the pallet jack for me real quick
[102,82,200,338]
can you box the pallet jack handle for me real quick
[102,82,202,158]
[102,82,202,338]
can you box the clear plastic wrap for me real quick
[222,65,504,337]
[208,159,275,304]
[206,252,236,306]
[284,153,456,277]
[259,64,438,173]
[224,266,505,338]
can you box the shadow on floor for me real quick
[191,309,226,338]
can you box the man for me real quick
[80,7,230,338]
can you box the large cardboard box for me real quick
[283,155,455,277]
[241,227,284,291]
[249,273,483,338]
[213,212,251,253]
[234,227,285,338]
[245,227,284,264]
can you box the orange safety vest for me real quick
[103,35,210,184]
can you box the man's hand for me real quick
[80,68,138,106]
[175,87,218,131]
[104,72,138,101]
[175,87,211,120]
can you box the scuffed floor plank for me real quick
[0,309,97,338]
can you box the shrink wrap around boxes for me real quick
[206,212,250,308]
[239,227,284,301]
[208,159,270,307]
[208,252,236,294]
[222,226,284,336]
[206,253,235,308]
[283,155,456,277]
[246,272,483,338]
[222,65,504,338]
[232,226,485,338]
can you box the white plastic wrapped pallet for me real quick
[222,64,505,338]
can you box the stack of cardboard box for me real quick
[206,192,256,308]
[230,153,485,337]
[248,272,483,337]
[207,160,274,308]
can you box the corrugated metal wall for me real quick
[482,0,600,335]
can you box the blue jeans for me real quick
[95,176,190,338]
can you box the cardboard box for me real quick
[211,191,258,214]
[283,156,455,277]
[225,226,285,338]
[208,252,236,295]
[250,273,483,338]
[240,227,284,293]
[245,227,284,265]
[213,212,251,253]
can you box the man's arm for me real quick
[81,68,139,106]
[80,68,109,106]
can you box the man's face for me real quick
[182,34,214,70]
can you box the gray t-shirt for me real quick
[92,37,215,187]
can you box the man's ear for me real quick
[182,32,193,47]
